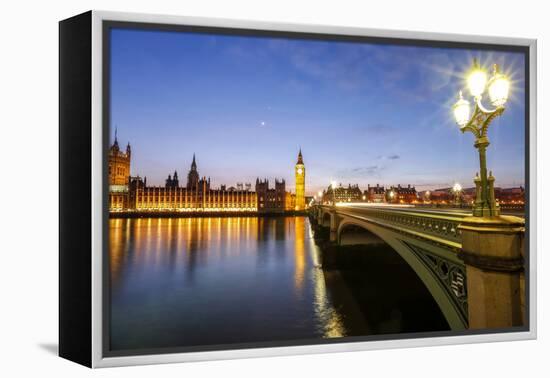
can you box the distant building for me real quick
[462,187,477,204]
[165,171,179,188]
[186,154,200,189]
[323,184,363,203]
[495,186,525,205]
[108,133,131,211]
[386,184,418,204]
[108,132,131,188]
[108,141,305,213]
[421,188,453,204]
[256,178,294,213]
[421,186,524,206]
[366,184,385,203]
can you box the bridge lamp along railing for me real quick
[330,181,338,205]
[452,58,510,217]
[452,182,463,205]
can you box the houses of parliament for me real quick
[108,136,306,214]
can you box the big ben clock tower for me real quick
[295,149,306,210]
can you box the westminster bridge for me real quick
[311,204,526,330]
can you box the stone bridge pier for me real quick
[459,216,525,329]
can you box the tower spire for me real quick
[111,126,119,149]
[297,148,304,164]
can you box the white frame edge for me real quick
[90,10,537,368]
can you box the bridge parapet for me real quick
[321,205,468,249]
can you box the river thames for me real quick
[109,216,448,352]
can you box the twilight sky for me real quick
[110,28,526,195]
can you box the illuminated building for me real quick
[420,188,454,204]
[108,131,131,186]
[108,132,131,211]
[495,186,525,205]
[386,184,418,204]
[295,149,306,210]
[421,186,524,206]
[323,183,363,203]
[256,179,294,213]
[366,184,386,203]
[108,140,305,213]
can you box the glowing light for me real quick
[453,182,462,192]
[453,91,470,127]
[488,64,510,107]
[331,181,337,189]
[467,59,488,98]
[335,202,413,208]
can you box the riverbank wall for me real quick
[110,210,308,219]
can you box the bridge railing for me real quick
[320,205,469,250]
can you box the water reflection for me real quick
[109,216,356,351]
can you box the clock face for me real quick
[297,168,303,175]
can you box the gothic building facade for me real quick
[108,139,306,213]
[108,133,132,211]
[108,134,131,187]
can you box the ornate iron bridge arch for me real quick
[317,205,470,329]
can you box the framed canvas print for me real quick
[59,10,537,368]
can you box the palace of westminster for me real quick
[108,136,306,213]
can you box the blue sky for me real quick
[110,28,526,195]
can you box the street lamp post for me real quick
[452,182,462,207]
[453,59,525,329]
[330,181,337,206]
[388,190,395,204]
[452,59,510,217]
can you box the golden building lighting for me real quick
[108,140,307,214]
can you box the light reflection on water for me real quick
[109,216,356,352]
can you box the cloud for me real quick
[375,154,400,160]
[347,165,384,177]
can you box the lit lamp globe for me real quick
[453,182,462,193]
[488,64,510,107]
[467,59,488,98]
[453,91,470,127]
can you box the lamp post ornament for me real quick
[452,58,510,217]
[452,182,462,206]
